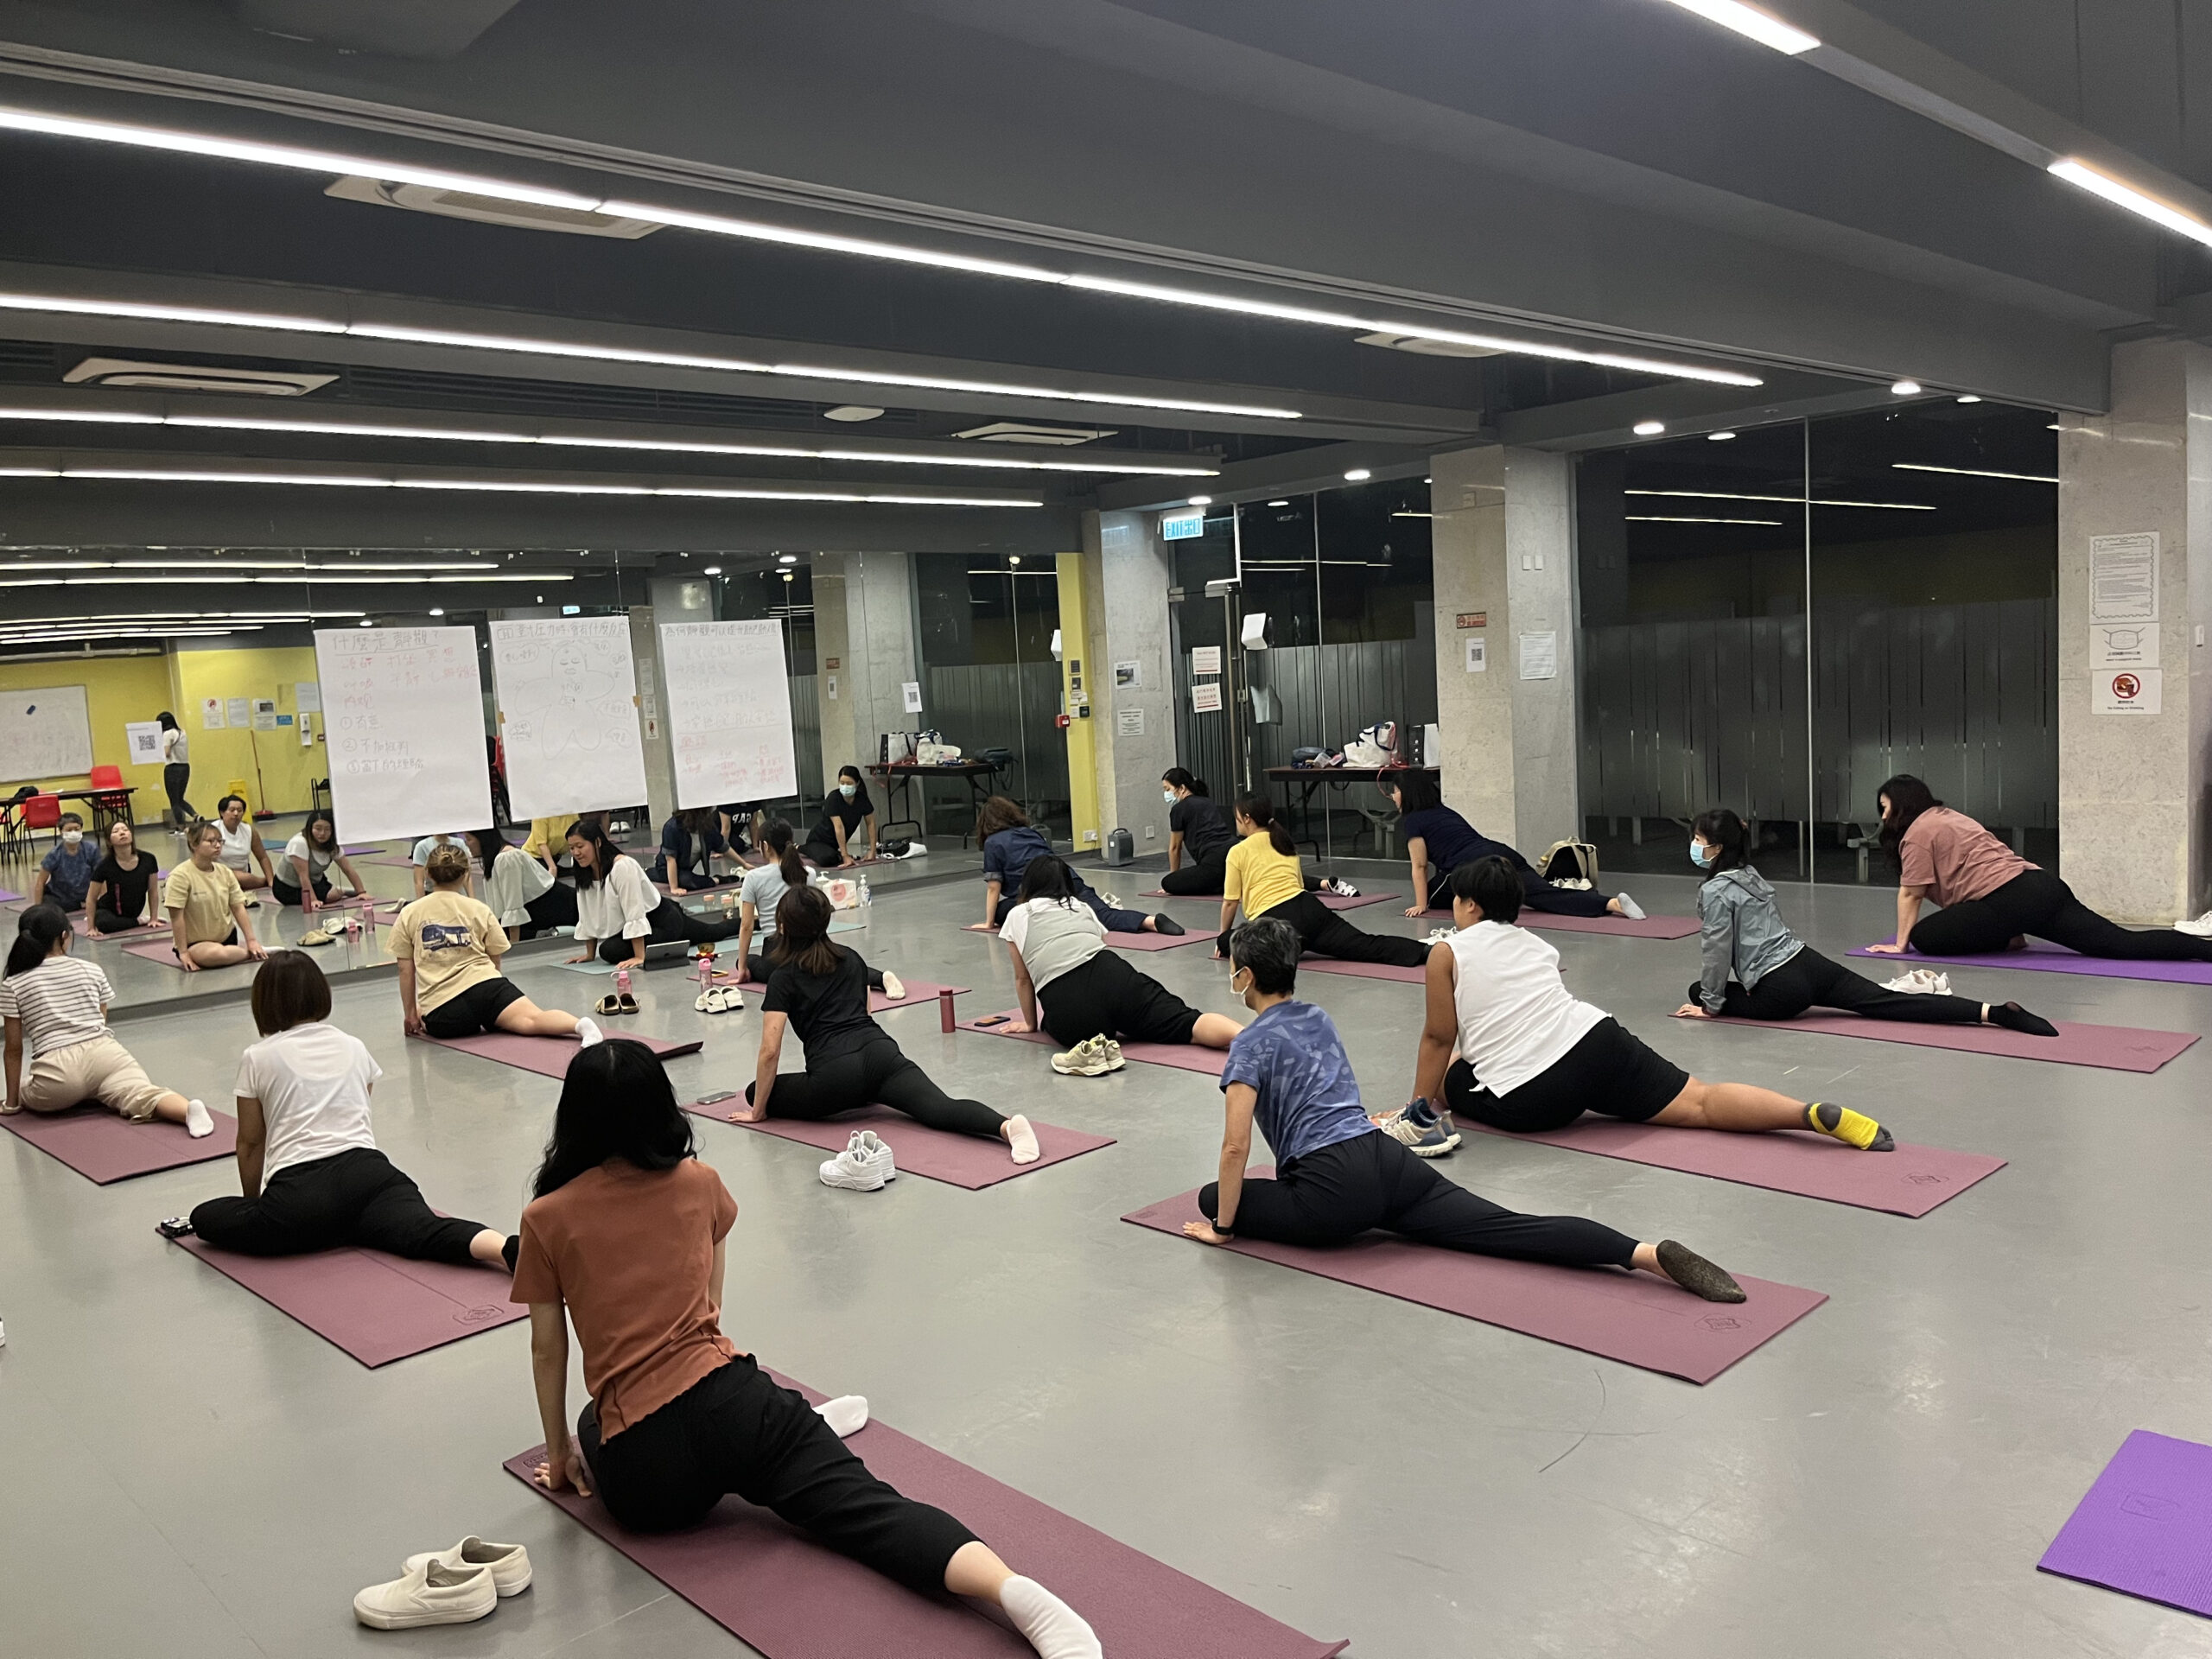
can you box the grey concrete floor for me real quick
[2,858,2207,1657]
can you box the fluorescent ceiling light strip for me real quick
[1654,0,1820,54]
[1892,462,2058,484]
[0,572,568,587]
[16,464,1038,505]
[0,291,345,334]
[1624,488,1934,511]
[1625,514,1786,524]
[2048,160,2212,247]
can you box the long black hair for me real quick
[1162,767,1208,797]
[771,882,841,976]
[566,817,626,889]
[5,903,68,978]
[1017,853,1081,906]
[298,809,339,850]
[156,711,178,732]
[1389,772,1442,815]
[532,1039,696,1198]
[1692,808,1752,875]
[760,817,806,887]
[1876,774,1942,861]
[467,824,510,864]
[1234,792,1295,857]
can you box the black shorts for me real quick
[1445,1016,1688,1134]
[1037,950,1201,1048]
[421,976,526,1039]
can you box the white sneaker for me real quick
[2177,910,2212,938]
[1426,925,1455,944]
[819,1130,893,1191]
[353,1560,498,1629]
[1884,967,1952,996]
[1614,892,1646,920]
[880,970,906,1001]
[402,1536,531,1598]
[1051,1035,1125,1077]
[575,1016,605,1047]
[183,1098,213,1139]
[1325,876,1360,897]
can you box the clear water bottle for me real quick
[859,874,871,907]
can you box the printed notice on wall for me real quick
[315,626,493,842]
[295,681,321,714]
[1191,682,1224,713]
[226,696,251,729]
[1464,634,1487,674]
[1116,705,1144,736]
[2094,667,2162,715]
[1113,660,1141,689]
[200,696,225,730]
[2091,623,2158,671]
[1191,645,1222,677]
[1517,631,1558,681]
[2090,532,2159,622]
[901,680,923,715]
[124,721,162,765]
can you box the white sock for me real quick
[814,1394,868,1438]
[1000,1576,1101,1659]
[183,1099,213,1138]
[1615,892,1646,920]
[575,1017,605,1048]
[1004,1115,1040,1165]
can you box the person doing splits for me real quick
[726,821,901,998]
[86,819,161,934]
[393,846,596,1042]
[1386,773,1643,922]
[732,886,1038,1166]
[1864,774,2212,963]
[1160,770,1346,901]
[970,796,1181,935]
[804,766,878,868]
[1676,809,2056,1036]
[470,826,578,940]
[165,821,269,972]
[185,952,518,1270]
[1,904,210,1135]
[1001,855,1241,1077]
[212,795,278,894]
[31,812,100,913]
[1214,795,1427,968]
[657,807,734,896]
[515,1040,1103,1659]
[1376,855,1895,1160]
[274,810,369,912]
[1181,917,1746,1303]
[566,819,744,969]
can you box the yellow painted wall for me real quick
[1054,550,1103,849]
[169,645,327,816]
[0,652,174,798]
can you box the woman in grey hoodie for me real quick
[1675,810,2056,1036]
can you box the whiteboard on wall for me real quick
[315,626,493,842]
[0,685,93,782]
[489,616,647,819]
[657,620,797,808]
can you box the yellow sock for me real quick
[1806,1102,1882,1149]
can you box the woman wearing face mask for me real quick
[1386,774,1643,922]
[211,795,278,894]
[32,813,101,912]
[86,820,161,933]
[1676,809,2057,1035]
[803,766,876,868]
[1160,770,1344,900]
[157,711,193,828]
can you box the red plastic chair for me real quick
[19,791,60,853]
[86,765,130,829]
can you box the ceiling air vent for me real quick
[64,358,337,397]
[951,422,1116,446]
[1354,331,1499,359]
[326,176,663,238]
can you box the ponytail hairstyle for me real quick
[1692,808,1752,875]
[770,882,842,976]
[976,795,1031,842]
[1162,767,1208,798]
[1017,853,1081,907]
[1235,792,1295,857]
[5,903,68,978]
[1875,773,1942,862]
[761,817,806,887]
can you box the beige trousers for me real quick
[18,1033,168,1121]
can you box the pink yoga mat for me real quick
[1147,888,1397,912]
[2037,1430,2212,1617]
[1464,1120,2003,1217]
[506,1369,1346,1659]
[418,1029,702,1079]
[0,1103,236,1184]
[957,1012,1228,1076]
[1124,1178,1825,1383]
[1421,908,1700,939]
[968,924,1209,952]
[711,975,966,1017]
[1850,938,2212,986]
[685,1100,1113,1189]
[1709,1011,2196,1073]
[72,912,168,938]
[174,1234,524,1367]
[1300,957,1425,983]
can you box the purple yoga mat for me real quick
[1709,1011,2195,1073]
[0,1103,236,1184]
[1146,888,1398,912]
[1850,938,2212,986]
[418,1029,702,1079]
[340,845,380,855]
[685,1100,1113,1189]
[71,912,168,938]
[967,924,1209,952]
[506,1370,1346,1659]
[0,887,22,904]
[957,1011,1228,1076]
[1124,1177,1825,1383]
[2038,1430,2212,1617]
[1300,957,1425,983]
[174,1234,524,1367]
[1463,1120,2004,1217]
[1421,907,1700,939]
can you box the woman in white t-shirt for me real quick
[1377,855,1897,1158]
[410,832,481,900]
[467,825,576,939]
[272,810,368,912]
[727,820,898,996]
[213,795,278,893]
[183,951,518,1266]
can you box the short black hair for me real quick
[251,950,334,1035]
[1229,916,1300,995]
[1449,854,1524,923]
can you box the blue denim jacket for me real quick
[1696,866,1804,1012]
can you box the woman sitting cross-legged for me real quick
[566,818,744,969]
[164,819,270,972]
[968,795,1183,936]
[1387,772,1643,922]
[186,951,519,1270]
[1213,794,1428,968]
[1181,917,1747,1303]
[1001,855,1241,1077]
[515,1040,1103,1659]
[727,819,901,1000]
[732,885,1039,1165]
[1676,808,2056,1036]
[392,846,597,1042]
[1376,855,1897,1160]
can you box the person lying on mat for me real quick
[1865,773,2212,963]
[516,1040,1104,1659]
[1675,808,2056,1037]
[86,819,160,935]
[165,820,268,972]
[1374,855,1897,1160]
[1385,773,1643,923]
[469,825,577,940]
[31,811,101,913]
[274,810,368,912]
[804,765,878,869]
[730,886,1035,1161]
[393,846,595,1043]
[1001,855,1241,1076]
[727,820,900,998]
[656,807,733,897]
[566,819,744,969]
[969,795,1182,937]
[1161,769,1343,901]
[1181,917,1746,1302]
[1212,795,1427,969]
[211,795,279,895]
[181,951,520,1268]
[1,903,211,1135]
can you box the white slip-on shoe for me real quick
[353,1560,498,1629]
[1615,893,1647,920]
[853,1129,897,1183]
[183,1098,213,1139]
[2178,910,2212,938]
[819,1131,890,1191]
[402,1536,531,1598]
[880,970,906,1001]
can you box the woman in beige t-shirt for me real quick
[164,821,268,972]
[392,845,593,1042]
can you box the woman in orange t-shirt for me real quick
[512,1041,1103,1659]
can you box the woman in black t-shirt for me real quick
[802,766,876,868]
[86,820,161,933]
[1160,769,1236,895]
[730,886,1035,1160]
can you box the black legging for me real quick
[746,1035,1004,1139]
[92,906,151,934]
[522,883,578,937]
[1161,854,1228,896]
[595,896,745,963]
[1909,868,2212,961]
[162,761,193,824]
[270,872,333,907]
[743,949,883,992]
[1699,946,1987,1025]
[1230,890,1430,967]
[1200,1130,1637,1265]
[1420,866,1611,918]
[189,1147,487,1262]
[579,1355,976,1592]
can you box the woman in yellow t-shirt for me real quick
[1214,795,1429,969]
[393,846,594,1041]
[163,820,269,973]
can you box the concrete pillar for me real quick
[1085,509,1179,857]
[1428,443,1582,852]
[811,551,919,789]
[2056,338,2212,924]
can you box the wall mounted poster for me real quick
[489,616,647,820]
[657,620,798,809]
[315,626,492,842]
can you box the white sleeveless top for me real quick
[1447,920,1605,1096]
[214,817,256,871]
